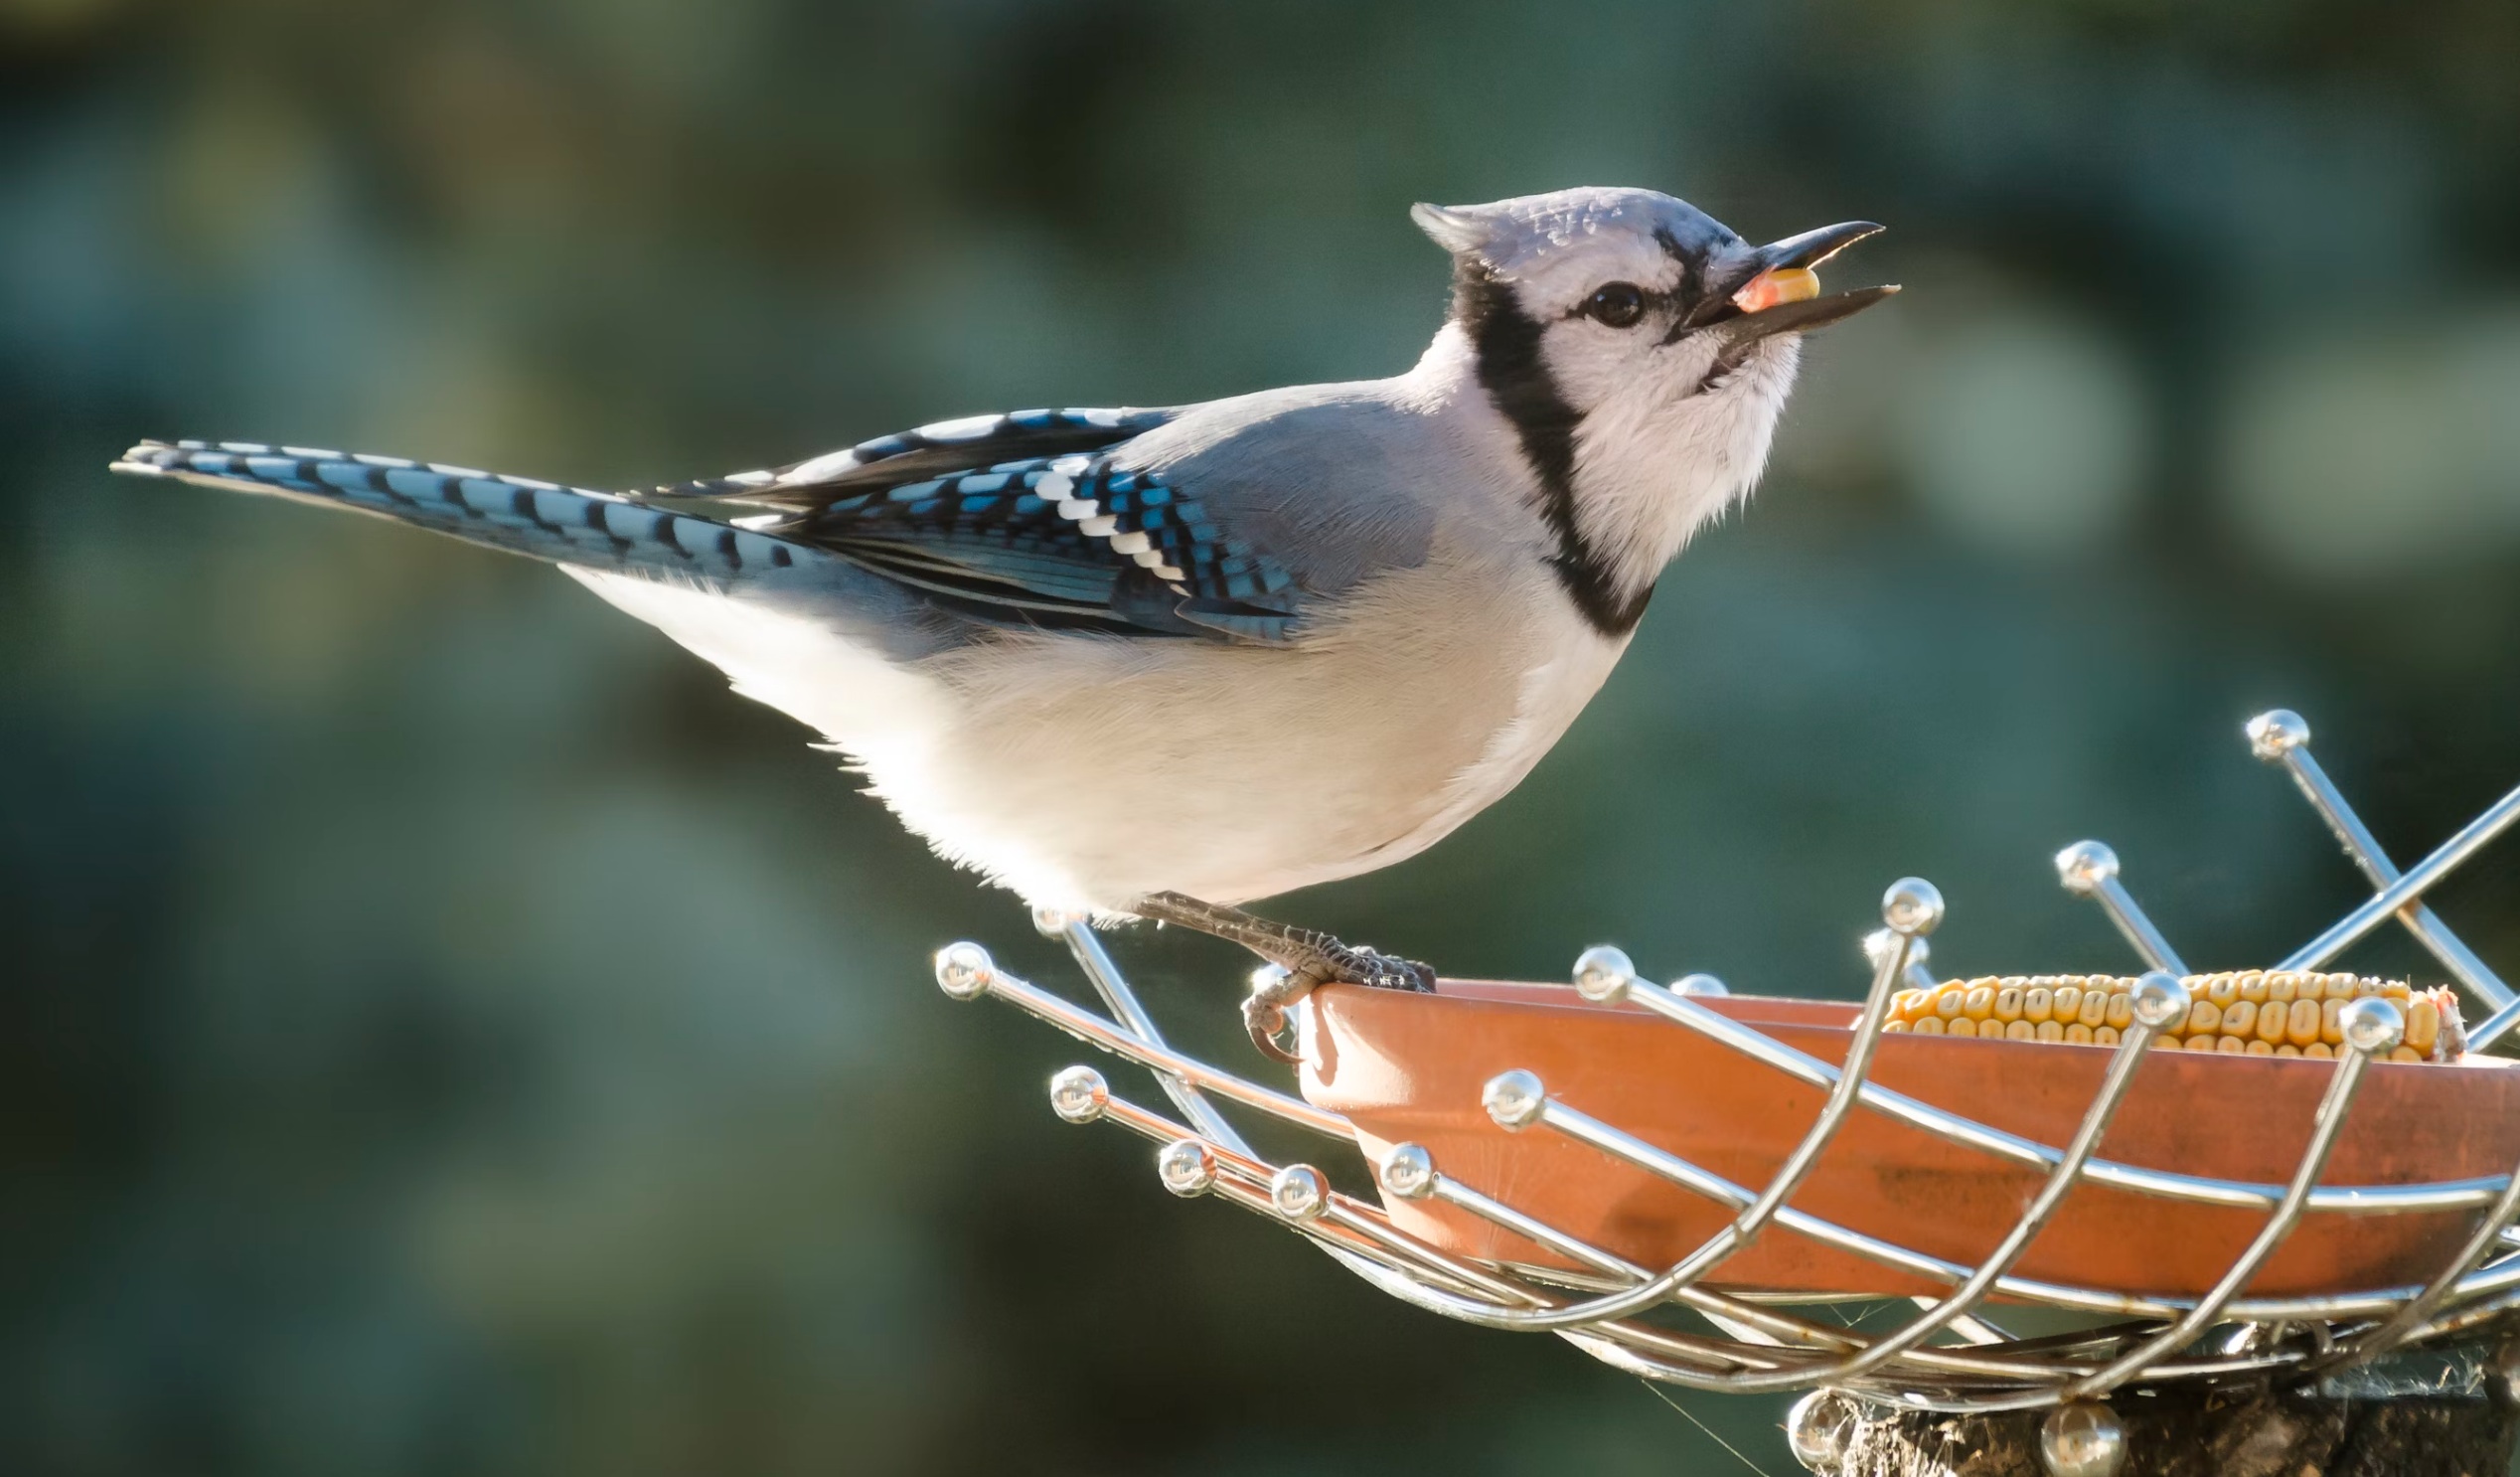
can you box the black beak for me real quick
[1757,220,1883,272]
[1679,221,1898,342]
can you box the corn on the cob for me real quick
[1880,972,2463,1061]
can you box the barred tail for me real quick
[110,439,827,581]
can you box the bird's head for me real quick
[1414,186,1893,635]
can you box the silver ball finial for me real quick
[1673,972,1730,998]
[1572,945,1636,1003]
[2129,971,2191,1030]
[1786,1390,1855,1475]
[1379,1142,1437,1200]
[1029,904,1079,937]
[1269,1164,1328,1222]
[1047,1065,1108,1123]
[2340,996,2407,1056]
[2246,709,2311,762]
[2039,1400,2127,1477]
[1881,878,1945,936]
[1862,928,1931,971]
[2054,841,2120,897]
[1483,1069,1547,1131]
[934,941,995,1000]
[1156,1137,1216,1197]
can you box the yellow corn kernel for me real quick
[2204,974,2240,1008]
[2320,997,2346,1045]
[2304,1041,2334,1060]
[1891,989,1929,1023]
[2186,1000,2222,1037]
[2357,977,2387,998]
[2255,998,2288,1044]
[2406,998,2441,1058]
[2383,980,2411,1000]
[2064,1023,2093,1045]
[2237,970,2269,1004]
[1935,983,1968,1019]
[2005,1020,2036,1042]
[2036,1020,2064,1043]
[2105,993,2134,1031]
[2093,1026,2121,1048]
[2216,1036,2248,1056]
[2075,988,2108,1029]
[2221,1000,2258,1039]
[2388,1045,2422,1064]
[2052,984,2083,1022]
[1883,1019,1910,1033]
[1993,986,2024,1023]
[2023,987,2053,1024]
[1914,1016,1945,1036]
[2276,1044,2301,1059]
[1949,1017,1979,1039]
[1964,985,1996,1022]
[2267,974,2297,1005]
[2246,1039,2274,1056]
[2324,973,2360,1001]
[2285,998,2323,1047]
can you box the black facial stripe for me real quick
[1451,257,1655,638]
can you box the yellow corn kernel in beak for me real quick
[1732,265,1820,314]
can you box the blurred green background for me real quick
[8,1,2520,1472]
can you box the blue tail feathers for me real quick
[111,439,827,581]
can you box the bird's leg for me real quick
[1132,892,1436,1064]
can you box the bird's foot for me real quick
[1130,892,1436,1063]
[1240,936,1438,1064]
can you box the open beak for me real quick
[1683,221,1898,342]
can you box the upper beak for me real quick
[1680,221,1898,341]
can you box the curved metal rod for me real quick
[1772,997,2172,1390]
[1618,975,2506,1214]
[2291,1141,2520,1375]
[1430,923,1922,1335]
[2066,1042,2380,1398]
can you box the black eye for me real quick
[1582,282,1646,328]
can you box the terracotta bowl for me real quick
[1299,980,2520,1301]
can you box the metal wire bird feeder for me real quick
[929,710,2520,1476]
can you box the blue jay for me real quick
[113,186,1890,1030]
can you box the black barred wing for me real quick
[772,450,1303,644]
[661,408,1179,506]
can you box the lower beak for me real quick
[1683,221,1898,343]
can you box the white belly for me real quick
[569,559,1624,913]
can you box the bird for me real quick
[111,185,1893,1051]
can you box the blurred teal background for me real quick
[8,1,2520,1472]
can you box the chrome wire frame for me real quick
[932,709,2520,1410]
